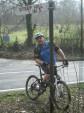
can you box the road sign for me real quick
[14,3,48,15]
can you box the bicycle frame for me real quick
[36,65,43,82]
[36,64,65,81]
[26,64,71,110]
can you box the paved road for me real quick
[0,58,84,92]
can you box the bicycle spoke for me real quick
[26,75,40,100]
[53,80,71,110]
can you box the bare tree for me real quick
[17,0,38,47]
[0,0,38,47]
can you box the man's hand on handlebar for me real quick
[63,59,68,66]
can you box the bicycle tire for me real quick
[52,80,71,111]
[25,75,40,100]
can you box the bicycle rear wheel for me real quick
[26,75,40,100]
[53,80,71,110]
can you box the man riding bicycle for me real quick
[25,33,71,109]
[33,33,68,81]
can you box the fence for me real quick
[54,38,84,58]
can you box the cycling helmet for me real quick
[33,33,44,40]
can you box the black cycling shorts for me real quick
[41,64,50,74]
[41,65,57,75]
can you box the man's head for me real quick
[33,33,45,45]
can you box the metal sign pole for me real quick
[48,1,55,113]
[80,0,83,56]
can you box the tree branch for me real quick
[22,0,27,5]
[32,0,38,4]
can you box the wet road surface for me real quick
[0,58,84,92]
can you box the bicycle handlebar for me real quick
[36,64,68,68]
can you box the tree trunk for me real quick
[25,14,33,47]
[25,0,33,47]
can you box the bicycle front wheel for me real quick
[54,80,71,110]
[26,75,40,100]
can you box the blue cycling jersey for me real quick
[38,42,56,64]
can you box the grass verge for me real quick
[0,83,84,113]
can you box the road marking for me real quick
[0,70,33,75]
[0,88,25,93]
[67,81,84,85]
[0,81,84,93]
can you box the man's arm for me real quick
[54,43,66,60]
[57,48,68,65]
[35,58,43,65]
[34,47,44,65]
[57,48,66,60]
[54,43,68,65]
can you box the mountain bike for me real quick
[25,64,71,111]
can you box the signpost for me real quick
[80,0,83,56]
[48,1,55,113]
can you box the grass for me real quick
[0,89,50,113]
[0,91,26,102]
[7,25,80,44]
[0,83,84,102]
[9,30,27,44]
[0,87,50,104]
[0,83,84,113]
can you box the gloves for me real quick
[63,59,68,66]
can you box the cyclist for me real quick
[33,33,68,82]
